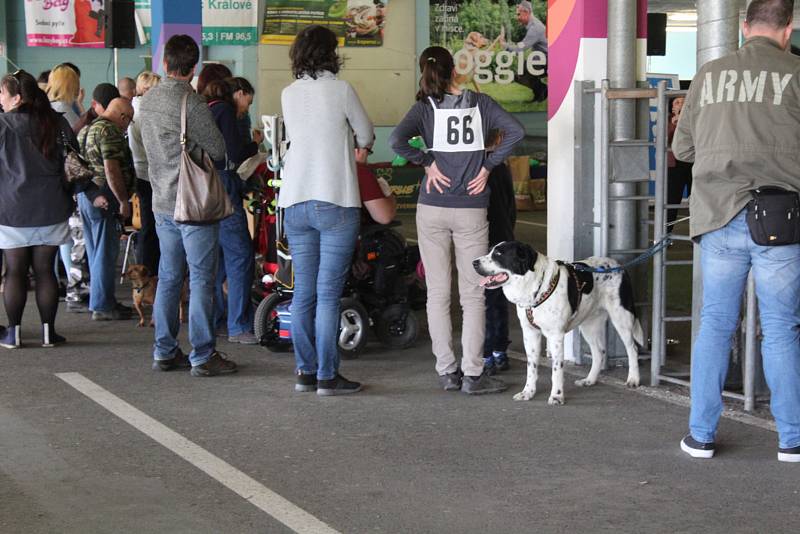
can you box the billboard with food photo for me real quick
[430,0,547,113]
[261,1,387,46]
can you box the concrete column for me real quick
[607,0,639,258]
[697,0,741,66]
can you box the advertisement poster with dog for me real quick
[261,1,387,46]
[430,0,547,113]
[24,0,106,48]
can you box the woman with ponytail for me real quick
[0,70,77,349]
[389,46,525,395]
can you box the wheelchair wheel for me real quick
[254,293,293,352]
[375,304,418,349]
[338,297,369,359]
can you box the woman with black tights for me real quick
[0,70,77,349]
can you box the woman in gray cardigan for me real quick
[280,25,374,396]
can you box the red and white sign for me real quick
[24,0,106,48]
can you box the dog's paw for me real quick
[137,321,145,328]
[513,390,535,401]
[547,395,565,406]
[626,374,640,388]
[574,378,596,387]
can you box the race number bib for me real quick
[429,97,485,153]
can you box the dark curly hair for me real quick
[290,25,341,79]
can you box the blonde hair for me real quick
[47,65,80,104]
[135,71,161,96]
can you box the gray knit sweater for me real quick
[138,77,225,215]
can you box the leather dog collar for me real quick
[532,268,560,309]
[134,280,151,294]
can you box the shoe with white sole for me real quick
[0,325,21,349]
[680,435,715,459]
[778,445,800,463]
[41,323,66,348]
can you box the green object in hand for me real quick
[408,136,426,150]
[392,137,427,167]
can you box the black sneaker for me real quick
[680,435,715,459]
[152,349,191,371]
[190,352,238,377]
[66,301,90,313]
[296,372,318,392]
[778,445,800,463]
[438,369,464,391]
[493,352,510,372]
[461,372,508,395]
[483,356,496,376]
[317,374,362,396]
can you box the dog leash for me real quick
[573,235,674,274]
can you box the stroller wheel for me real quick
[375,304,419,349]
[338,297,369,359]
[254,293,293,352]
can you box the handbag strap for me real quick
[180,91,190,148]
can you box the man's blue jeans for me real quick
[284,201,360,380]
[691,210,800,449]
[214,171,254,336]
[153,214,219,367]
[78,193,120,312]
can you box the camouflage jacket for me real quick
[78,117,135,193]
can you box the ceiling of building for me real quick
[649,0,800,19]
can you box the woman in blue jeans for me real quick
[280,25,374,396]
[203,79,261,344]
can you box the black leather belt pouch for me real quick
[745,187,800,246]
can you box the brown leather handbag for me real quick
[173,92,234,224]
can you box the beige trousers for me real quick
[416,204,489,377]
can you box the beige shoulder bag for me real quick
[173,92,234,224]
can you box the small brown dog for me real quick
[125,265,187,327]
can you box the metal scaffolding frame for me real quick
[577,80,764,411]
[649,81,763,412]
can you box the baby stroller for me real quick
[253,115,424,359]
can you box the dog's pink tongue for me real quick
[479,276,493,287]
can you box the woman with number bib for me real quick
[390,46,524,395]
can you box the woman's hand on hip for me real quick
[424,161,451,194]
[467,167,490,195]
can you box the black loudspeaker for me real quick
[647,13,667,56]
[105,0,136,49]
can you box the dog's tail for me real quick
[632,318,645,347]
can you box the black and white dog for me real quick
[473,241,643,405]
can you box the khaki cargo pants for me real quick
[416,204,489,378]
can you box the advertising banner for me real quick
[24,0,106,48]
[429,0,548,113]
[261,1,387,47]
[201,0,260,45]
[26,1,258,47]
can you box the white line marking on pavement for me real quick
[516,220,547,228]
[55,372,341,534]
